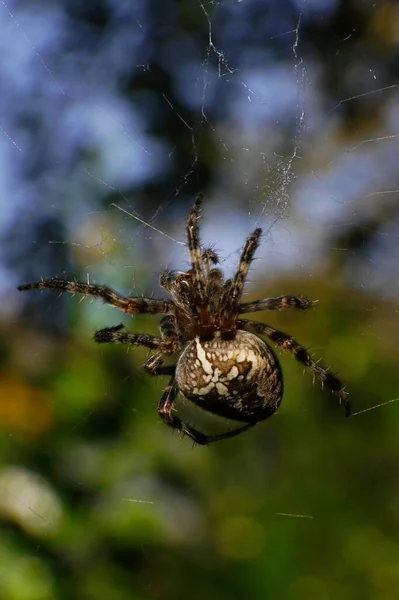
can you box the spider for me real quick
[18,195,349,444]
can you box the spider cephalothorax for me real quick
[18,195,349,444]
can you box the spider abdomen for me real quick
[175,330,283,422]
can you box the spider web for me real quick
[1,0,399,596]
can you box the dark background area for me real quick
[1,0,399,598]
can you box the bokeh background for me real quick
[1,0,399,599]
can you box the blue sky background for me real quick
[1,0,398,318]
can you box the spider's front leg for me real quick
[18,278,173,315]
[158,379,256,445]
[238,319,350,416]
[219,228,262,329]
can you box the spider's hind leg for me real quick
[158,379,256,445]
[238,318,350,416]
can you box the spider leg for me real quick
[240,296,318,314]
[237,318,350,416]
[152,365,176,376]
[93,324,178,353]
[18,279,173,315]
[159,271,175,292]
[143,349,176,376]
[159,314,178,341]
[186,195,207,306]
[144,315,179,375]
[158,378,256,445]
[201,248,219,276]
[207,268,225,313]
[220,228,262,329]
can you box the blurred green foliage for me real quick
[2,269,399,600]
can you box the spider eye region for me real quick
[175,330,283,422]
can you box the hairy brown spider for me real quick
[18,195,349,444]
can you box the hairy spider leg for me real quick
[159,270,175,292]
[239,296,318,314]
[93,316,179,371]
[157,377,256,445]
[94,324,166,348]
[18,279,173,315]
[161,313,178,333]
[237,319,350,416]
[186,195,208,307]
[220,228,262,329]
[201,248,219,274]
[144,315,179,375]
